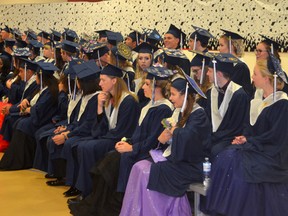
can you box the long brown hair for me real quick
[177,93,196,128]
[105,76,138,108]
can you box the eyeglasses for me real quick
[254,49,268,54]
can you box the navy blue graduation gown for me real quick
[232,62,253,98]
[7,79,25,105]
[1,80,39,141]
[205,87,250,157]
[33,90,69,171]
[117,103,173,192]
[147,108,211,197]
[75,95,140,195]
[0,88,58,170]
[241,99,288,183]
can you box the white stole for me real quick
[67,92,82,124]
[77,91,100,121]
[138,98,173,126]
[250,89,288,126]
[163,104,203,157]
[211,81,241,132]
[105,92,129,130]
[30,86,48,107]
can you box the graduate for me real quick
[1,58,39,142]
[206,54,288,216]
[33,72,71,173]
[205,53,250,157]
[133,42,154,107]
[188,25,214,52]
[69,65,174,216]
[190,51,212,109]
[0,62,59,170]
[46,61,101,198]
[164,24,186,49]
[219,29,253,97]
[68,63,140,202]
[120,74,211,216]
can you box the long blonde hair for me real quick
[256,59,284,90]
[220,35,244,58]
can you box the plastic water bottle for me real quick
[203,157,211,188]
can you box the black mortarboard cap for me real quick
[267,53,287,84]
[208,53,240,75]
[101,64,125,78]
[190,25,214,44]
[127,29,142,43]
[221,29,244,40]
[90,43,109,59]
[62,28,78,42]
[96,30,110,38]
[4,38,16,48]
[26,30,37,40]
[28,40,43,53]
[166,24,186,40]
[171,76,206,98]
[144,65,174,80]
[50,29,62,42]
[19,58,38,71]
[106,31,123,46]
[38,30,51,40]
[15,39,27,48]
[63,59,83,79]
[133,42,155,54]
[37,62,59,75]
[260,34,282,51]
[190,51,211,67]
[73,60,101,81]
[163,49,190,74]
[61,40,79,53]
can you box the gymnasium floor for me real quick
[0,153,71,216]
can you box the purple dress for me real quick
[120,160,192,216]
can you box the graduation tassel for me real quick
[229,36,232,54]
[273,72,277,102]
[73,77,77,100]
[200,58,205,86]
[181,83,189,113]
[136,32,139,46]
[97,50,103,69]
[180,31,183,49]
[40,70,43,90]
[152,77,155,105]
[24,63,27,82]
[126,73,131,92]
[68,74,72,99]
[193,34,197,51]
[271,43,274,55]
[212,59,218,89]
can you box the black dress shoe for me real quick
[46,178,65,186]
[67,194,83,204]
[45,173,56,179]
[63,187,81,197]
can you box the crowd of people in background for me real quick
[0,23,287,216]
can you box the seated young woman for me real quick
[120,75,211,216]
[205,55,288,216]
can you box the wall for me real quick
[0,0,287,71]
